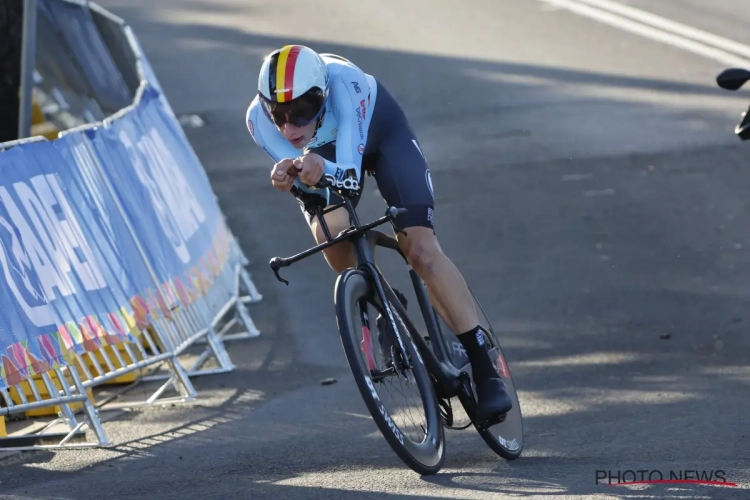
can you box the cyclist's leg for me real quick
[373,137,477,337]
[305,204,355,273]
[303,142,364,273]
[371,83,512,419]
[367,88,475,336]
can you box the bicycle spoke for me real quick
[358,302,429,444]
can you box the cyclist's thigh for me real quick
[310,205,351,243]
[374,129,435,232]
[365,81,435,231]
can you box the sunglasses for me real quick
[261,90,327,127]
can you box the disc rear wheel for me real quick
[433,289,524,460]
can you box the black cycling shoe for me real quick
[474,375,513,424]
[376,288,408,364]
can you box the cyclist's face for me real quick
[279,120,318,149]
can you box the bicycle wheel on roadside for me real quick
[334,269,446,475]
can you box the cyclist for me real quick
[245,45,512,422]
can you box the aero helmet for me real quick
[258,45,329,127]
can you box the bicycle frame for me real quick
[269,187,467,398]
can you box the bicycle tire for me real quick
[334,268,446,475]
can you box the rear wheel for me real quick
[334,269,446,475]
[433,288,524,460]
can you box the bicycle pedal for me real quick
[477,412,507,429]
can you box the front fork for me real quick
[357,271,414,381]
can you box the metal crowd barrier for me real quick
[0,0,263,449]
[1,366,110,451]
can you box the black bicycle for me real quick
[269,176,524,475]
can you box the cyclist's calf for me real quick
[397,227,478,335]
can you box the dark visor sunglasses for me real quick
[261,91,327,127]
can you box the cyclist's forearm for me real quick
[323,159,360,183]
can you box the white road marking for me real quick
[539,0,750,67]
[562,173,594,181]
[583,188,615,197]
[576,0,750,59]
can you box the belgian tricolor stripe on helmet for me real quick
[274,45,302,103]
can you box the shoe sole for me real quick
[476,410,509,428]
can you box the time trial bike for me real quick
[269,175,524,475]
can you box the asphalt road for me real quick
[3,0,750,498]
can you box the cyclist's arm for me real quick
[246,98,331,201]
[246,97,302,163]
[320,69,371,185]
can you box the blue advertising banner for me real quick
[0,141,132,389]
[87,86,227,315]
[53,130,153,333]
[0,81,237,391]
[136,85,238,293]
[138,87,223,227]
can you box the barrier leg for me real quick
[239,266,263,304]
[235,299,260,339]
[40,371,77,429]
[202,265,261,343]
[206,327,234,372]
[146,357,196,404]
[150,321,198,402]
[67,367,111,447]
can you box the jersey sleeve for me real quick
[245,97,331,203]
[321,68,371,185]
[245,97,302,163]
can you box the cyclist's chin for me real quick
[288,135,311,149]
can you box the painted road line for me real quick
[583,188,615,197]
[562,173,594,181]
[577,0,750,59]
[540,0,750,67]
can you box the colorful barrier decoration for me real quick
[0,0,262,449]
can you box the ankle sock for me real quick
[457,325,498,381]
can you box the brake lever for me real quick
[269,257,290,285]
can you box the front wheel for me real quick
[334,269,446,475]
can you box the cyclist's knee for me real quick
[399,227,443,276]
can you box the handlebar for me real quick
[269,205,409,285]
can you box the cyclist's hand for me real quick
[293,153,324,186]
[271,159,297,192]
